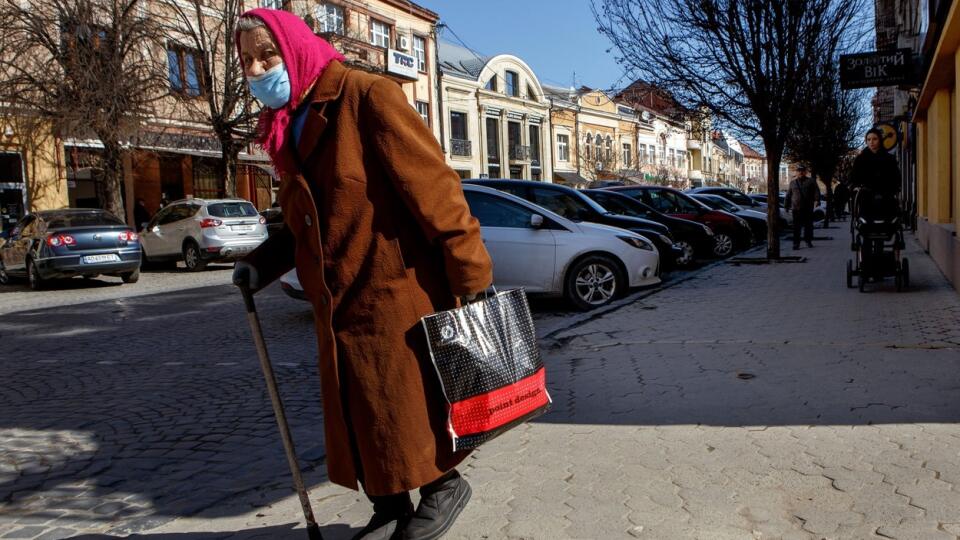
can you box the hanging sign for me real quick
[840,49,913,89]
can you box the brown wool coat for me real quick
[244,60,493,496]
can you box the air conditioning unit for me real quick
[397,35,410,51]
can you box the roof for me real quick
[740,143,765,159]
[438,40,491,80]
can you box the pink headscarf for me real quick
[238,8,345,175]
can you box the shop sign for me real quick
[386,49,418,81]
[840,49,913,89]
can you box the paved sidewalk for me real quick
[135,228,960,540]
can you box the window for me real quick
[649,146,656,164]
[463,191,535,229]
[557,134,569,162]
[488,165,501,178]
[505,70,519,97]
[529,125,541,164]
[638,144,646,163]
[167,45,203,97]
[669,149,675,167]
[585,134,592,161]
[192,158,222,198]
[486,117,500,161]
[595,135,603,164]
[415,101,430,126]
[622,143,632,168]
[531,189,592,221]
[260,0,283,8]
[207,202,258,218]
[485,77,497,91]
[370,19,390,48]
[413,36,427,72]
[450,111,467,140]
[316,3,344,34]
[605,136,612,161]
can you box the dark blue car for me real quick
[0,209,141,290]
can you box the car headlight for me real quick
[737,217,749,228]
[618,235,654,251]
[701,224,714,236]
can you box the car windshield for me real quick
[589,194,642,217]
[45,212,123,228]
[207,202,258,218]
[709,197,741,213]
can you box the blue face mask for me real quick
[248,63,290,109]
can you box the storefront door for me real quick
[0,153,26,236]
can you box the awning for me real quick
[554,171,590,186]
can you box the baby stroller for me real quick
[846,188,908,292]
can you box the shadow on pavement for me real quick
[70,522,357,539]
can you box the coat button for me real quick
[304,214,312,227]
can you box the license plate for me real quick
[231,225,254,232]
[83,254,120,264]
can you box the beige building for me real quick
[437,41,551,180]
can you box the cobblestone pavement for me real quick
[0,264,235,316]
[3,226,960,539]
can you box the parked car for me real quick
[464,179,683,268]
[602,185,753,257]
[140,198,268,271]
[259,206,285,237]
[691,193,767,241]
[276,185,662,310]
[581,189,715,266]
[750,192,826,223]
[689,186,789,229]
[0,209,141,290]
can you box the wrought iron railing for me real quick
[509,145,530,161]
[450,139,472,157]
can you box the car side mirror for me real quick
[151,225,160,233]
[530,214,544,229]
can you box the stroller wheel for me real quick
[858,271,866,292]
[902,258,910,289]
[846,260,854,288]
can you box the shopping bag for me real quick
[421,288,551,451]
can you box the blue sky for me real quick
[417,0,626,91]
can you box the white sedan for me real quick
[279,185,661,311]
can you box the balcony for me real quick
[509,145,530,162]
[450,139,472,157]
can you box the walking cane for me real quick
[240,286,323,540]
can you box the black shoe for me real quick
[353,492,414,540]
[402,470,472,540]
[806,242,814,248]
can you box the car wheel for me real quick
[858,271,866,293]
[674,240,695,267]
[712,232,735,257]
[564,255,623,311]
[121,268,140,284]
[27,259,44,291]
[182,241,206,272]
[0,262,10,285]
[846,260,854,289]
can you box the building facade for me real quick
[437,41,551,181]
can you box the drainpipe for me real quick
[548,98,556,184]
[433,23,446,154]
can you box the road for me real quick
[2,230,959,539]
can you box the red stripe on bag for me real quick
[450,368,549,436]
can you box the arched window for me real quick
[605,136,613,161]
[585,133,592,160]
[485,76,497,91]
[595,134,603,162]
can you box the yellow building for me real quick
[913,0,960,291]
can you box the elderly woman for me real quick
[232,9,492,540]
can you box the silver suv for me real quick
[140,198,268,271]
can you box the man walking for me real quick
[785,164,820,249]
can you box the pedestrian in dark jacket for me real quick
[785,164,820,249]
[850,128,901,197]
[133,198,151,232]
[231,9,492,540]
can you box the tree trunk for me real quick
[765,153,782,259]
[221,144,239,198]
[100,143,127,223]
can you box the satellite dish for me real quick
[641,111,653,121]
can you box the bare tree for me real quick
[593,0,864,258]
[786,56,868,227]
[0,0,168,221]
[160,0,257,197]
